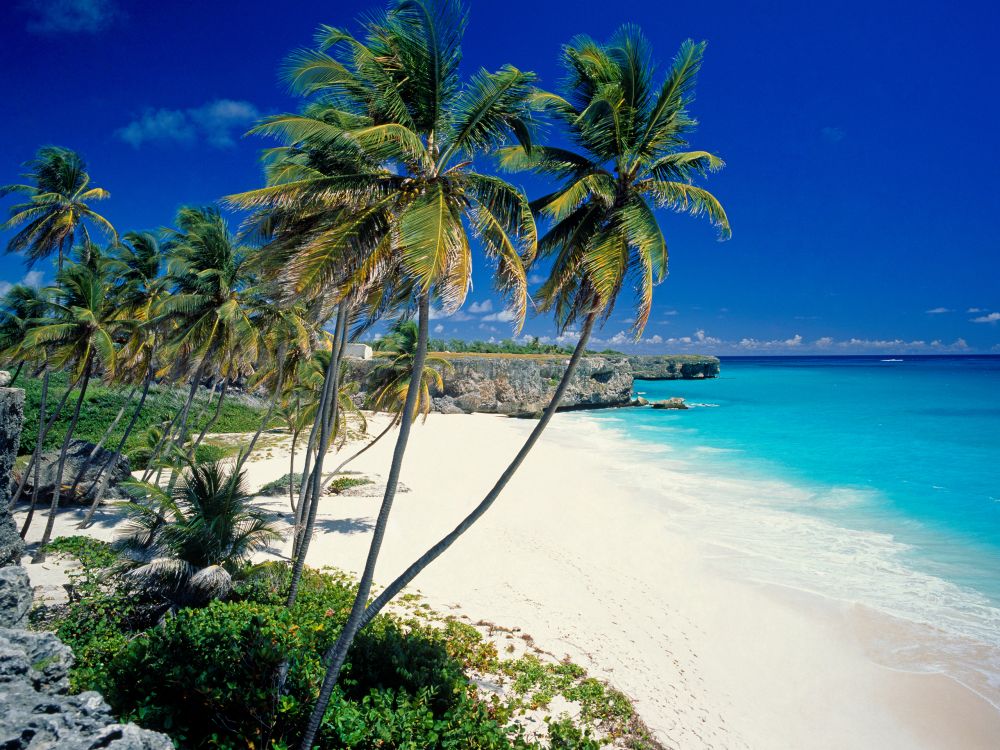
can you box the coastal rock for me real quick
[24,440,132,507]
[651,398,689,410]
[0,371,10,387]
[0,566,174,750]
[626,355,720,380]
[0,567,31,628]
[0,387,25,566]
[347,355,633,415]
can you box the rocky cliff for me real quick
[345,353,719,415]
[0,379,174,750]
[625,354,720,380]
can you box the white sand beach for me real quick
[20,412,1000,749]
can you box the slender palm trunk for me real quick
[288,430,299,513]
[291,360,335,560]
[188,378,229,461]
[79,361,155,528]
[10,368,85,510]
[67,385,136,500]
[8,361,24,385]
[286,306,348,606]
[172,358,209,451]
[17,370,48,537]
[31,356,94,562]
[298,295,431,750]
[140,407,184,483]
[325,415,398,481]
[235,351,286,474]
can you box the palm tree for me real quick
[1,146,117,269]
[0,284,49,384]
[115,461,282,612]
[25,260,122,560]
[229,0,537,625]
[154,207,262,463]
[298,29,731,743]
[280,1,540,744]
[328,319,450,477]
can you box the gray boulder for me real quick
[651,397,689,410]
[0,567,31,628]
[1,387,25,566]
[26,440,132,506]
[0,567,174,750]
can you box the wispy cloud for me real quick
[0,270,45,296]
[23,0,117,34]
[527,273,546,285]
[968,307,985,313]
[468,299,493,314]
[821,126,846,143]
[433,323,444,334]
[428,307,472,322]
[117,99,259,149]
[971,312,1000,324]
[482,308,517,323]
[925,307,952,314]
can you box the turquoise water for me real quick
[583,356,1000,670]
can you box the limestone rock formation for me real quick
[1,386,25,566]
[626,355,720,380]
[651,398,689,410]
[26,440,133,506]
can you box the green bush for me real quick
[17,372,267,460]
[61,564,535,749]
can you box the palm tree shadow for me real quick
[314,517,374,535]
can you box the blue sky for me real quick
[1,0,997,354]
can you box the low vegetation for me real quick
[33,539,659,750]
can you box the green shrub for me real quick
[258,472,302,497]
[328,476,372,494]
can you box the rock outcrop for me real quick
[1,384,25,566]
[651,398,689,410]
[0,571,174,750]
[346,354,634,416]
[625,355,720,380]
[26,440,133,506]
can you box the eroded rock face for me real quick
[626,355,720,380]
[347,355,634,415]
[26,440,132,506]
[0,569,174,750]
[1,387,25,566]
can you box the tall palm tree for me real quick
[116,461,281,613]
[154,207,262,462]
[1,146,117,269]
[25,260,122,560]
[228,0,537,624]
[298,29,731,744]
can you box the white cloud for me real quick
[967,307,984,313]
[24,0,117,34]
[482,308,517,322]
[925,307,951,314]
[662,309,679,316]
[815,336,834,348]
[117,99,259,149]
[428,307,472,322]
[433,324,444,334]
[972,312,1000,324]
[0,282,10,296]
[22,271,44,287]
[468,299,493,314]
[528,273,546,285]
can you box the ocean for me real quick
[575,355,1000,701]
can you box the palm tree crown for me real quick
[500,30,731,335]
[1,146,117,268]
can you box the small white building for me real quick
[343,343,373,360]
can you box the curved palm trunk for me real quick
[17,370,48,537]
[234,350,287,474]
[291,357,336,560]
[79,362,155,529]
[67,385,137,500]
[31,356,94,562]
[10,368,85,510]
[286,308,348,605]
[288,430,299,513]
[171,358,210,451]
[298,295,431,750]
[324,415,398,483]
[8,361,24,386]
[188,378,229,461]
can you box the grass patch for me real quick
[327,475,373,494]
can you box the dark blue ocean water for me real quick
[582,356,1000,654]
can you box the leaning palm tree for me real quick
[1,146,117,269]
[24,260,122,560]
[229,0,537,620]
[328,319,449,478]
[298,29,730,745]
[115,461,282,613]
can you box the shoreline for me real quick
[18,411,1000,748]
